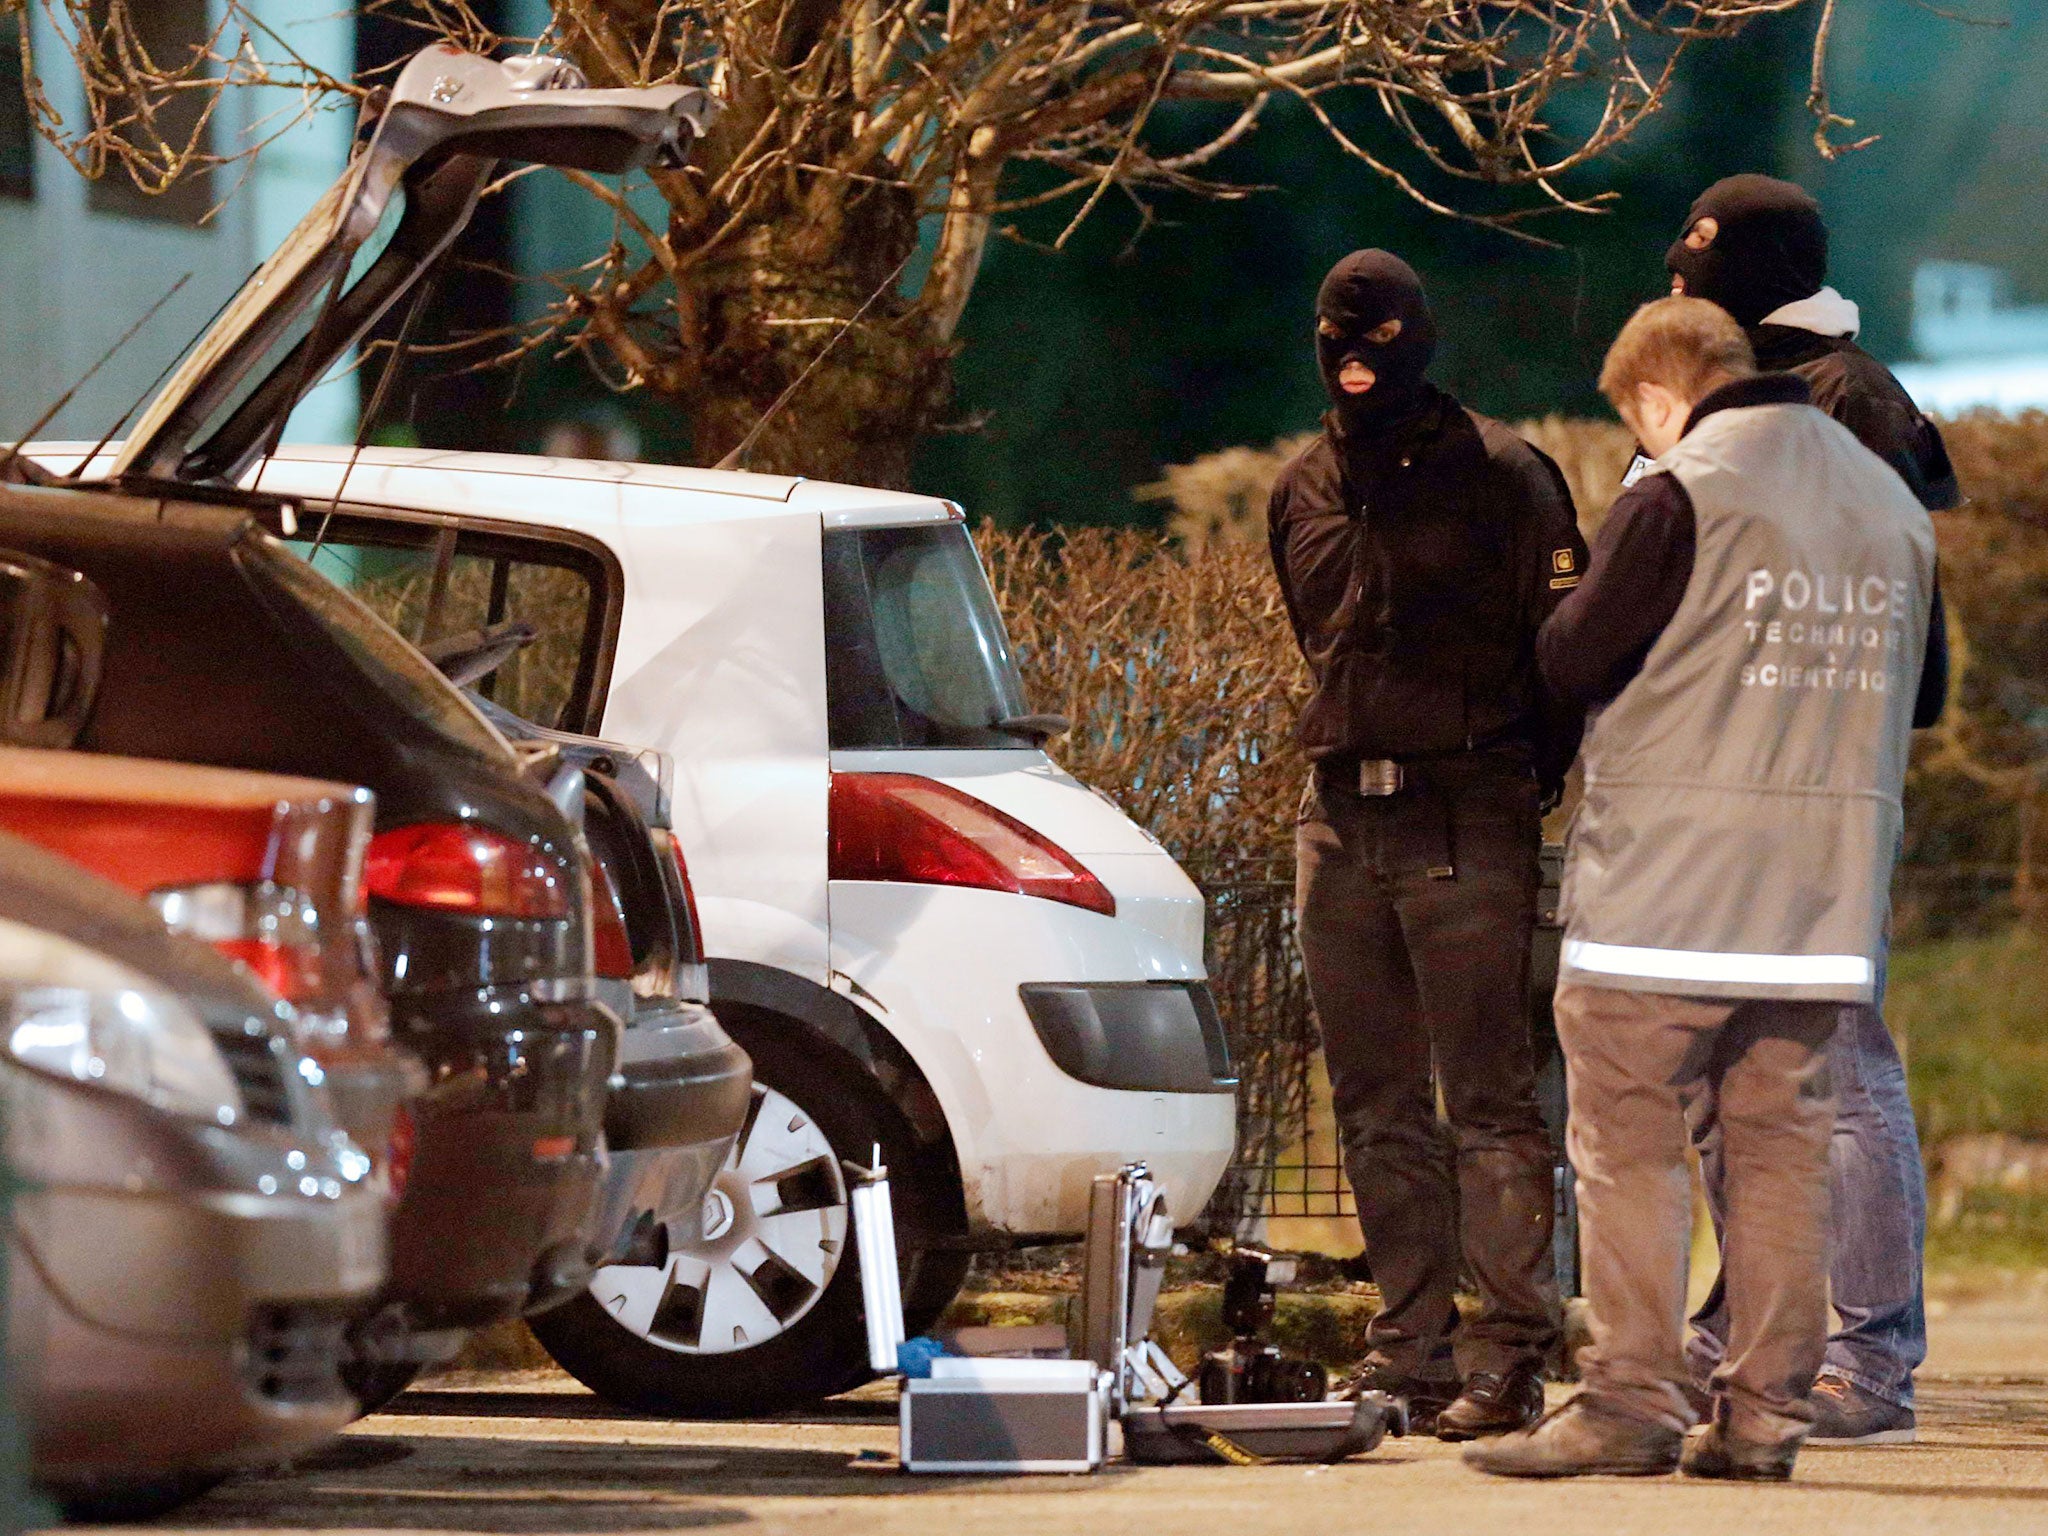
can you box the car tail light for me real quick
[386,1103,416,1202]
[0,798,278,894]
[829,773,1115,917]
[151,881,324,1003]
[590,856,634,979]
[364,824,572,919]
[659,831,706,965]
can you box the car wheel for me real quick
[529,1037,967,1418]
[50,1472,227,1523]
[340,1359,423,1415]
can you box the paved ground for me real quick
[89,1303,2048,1536]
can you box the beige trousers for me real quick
[1555,982,1838,1447]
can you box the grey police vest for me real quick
[1558,401,1936,1004]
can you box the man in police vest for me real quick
[1269,250,1585,1439]
[1667,174,1954,1444]
[1468,297,1937,1481]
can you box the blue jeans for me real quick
[1686,995,1928,1408]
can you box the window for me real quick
[239,532,515,766]
[822,522,1035,750]
[1,26,31,200]
[84,0,214,225]
[259,506,618,734]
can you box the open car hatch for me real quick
[112,46,719,489]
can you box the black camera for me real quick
[1196,1247,1329,1405]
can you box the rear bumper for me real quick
[587,1001,753,1264]
[827,881,1238,1237]
[380,990,617,1329]
[1019,981,1235,1094]
[6,1069,383,1483]
[311,1038,426,1199]
[605,1001,753,1152]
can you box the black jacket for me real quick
[1267,386,1589,792]
[1540,373,1949,724]
[1751,325,1960,512]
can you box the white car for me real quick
[25,42,1231,1410]
[43,441,1240,1415]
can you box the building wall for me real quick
[0,1,355,448]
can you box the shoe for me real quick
[1682,1416,1799,1481]
[1437,1362,1546,1441]
[1464,1395,1683,1479]
[1807,1373,1917,1445]
[1333,1361,1458,1436]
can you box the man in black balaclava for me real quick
[1316,249,1441,430]
[1666,174,1959,508]
[1268,250,1586,1441]
[1665,174,1956,1447]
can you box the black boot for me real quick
[1437,1361,1546,1441]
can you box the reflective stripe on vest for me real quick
[1563,939,1872,990]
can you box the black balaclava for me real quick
[1316,250,1438,433]
[1665,174,1829,328]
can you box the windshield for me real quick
[823,523,1034,750]
[237,532,517,766]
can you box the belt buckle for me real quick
[1357,759,1404,797]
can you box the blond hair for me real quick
[1598,296,1756,415]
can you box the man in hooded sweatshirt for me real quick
[1268,250,1586,1439]
[1665,173,1954,1445]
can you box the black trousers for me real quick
[1294,754,1559,1380]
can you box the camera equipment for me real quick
[897,1164,1401,1471]
[1195,1248,1329,1405]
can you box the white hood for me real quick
[1763,286,1860,340]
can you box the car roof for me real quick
[27,442,963,532]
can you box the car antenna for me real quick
[67,270,252,480]
[307,275,439,560]
[712,248,913,474]
[0,273,192,482]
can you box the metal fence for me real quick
[1190,867,1346,1235]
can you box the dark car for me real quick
[0,490,617,1393]
[462,696,752,1290]
[0,46,719,1404]
[0,830,384,1521]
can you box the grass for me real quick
[1889,927,2048,1275]
[1925,1191,2048,1277]
[1891,928,2048,1144]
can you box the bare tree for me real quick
[20,0,1860,484]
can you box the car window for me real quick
[237,532,517,765]
[823,522,1033,749]
[270,514,606,732]
[169,180,407,472]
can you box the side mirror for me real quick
[0,551,108,749]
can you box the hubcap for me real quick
[589,1084,849,1354]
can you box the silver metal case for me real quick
[901,1360,1109,1474]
